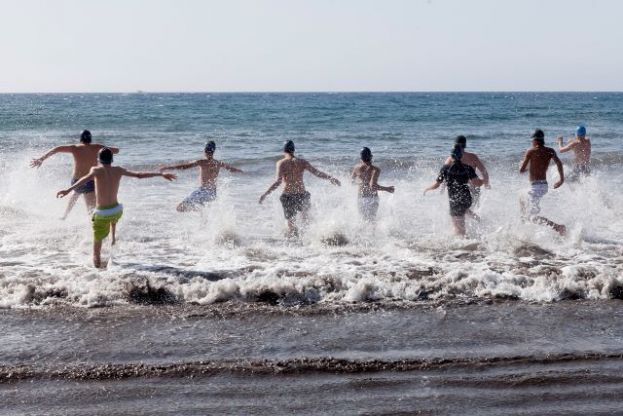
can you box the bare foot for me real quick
[554,224,567,236]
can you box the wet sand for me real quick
[2,300,623,415]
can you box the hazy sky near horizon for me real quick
[1,0,622,92]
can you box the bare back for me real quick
[92,165,124,208]
[524,146,558,181]
[197,159,222,189]
[572,138,591,167]
[352,162,378,197]
[278,157,308,194]
[71,144,107,178]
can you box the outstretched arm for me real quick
[473,156,490,188]
[56,168,94,198]
[519,150,531,174]
[31,145,73,168]
[305,161,341,186]
[557,136,577,153]
[259,163,283,204]
[423,180,442,195]
[552,152,564,189]
[219,161,244,174]
[123,169,176,181]
[370,168,394,193]
[159,160,200,171]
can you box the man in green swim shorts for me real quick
[56,148,176,268]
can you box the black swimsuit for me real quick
[437,163,477,217]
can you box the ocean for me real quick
[1,92,622,415]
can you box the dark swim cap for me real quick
[80,130,92,144]
[531,128,545,145]
[451,144,463,161]
[204,141,216,153]
[283,140,295,154]
[531,129,544,139]
[98,147,113,165]
[455,135,467,148]
[360,147,372,163]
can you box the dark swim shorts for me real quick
[280,192,311,220]
[71,177,95,194]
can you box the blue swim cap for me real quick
[576,125,586,136]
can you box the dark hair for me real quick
[204,141,216,153]
[455,135,467,148]
[283,140,295,154]
[451,144,463,161]
[360,147,372,163]
[80,130,92,144]
[531,129,544,139]
[98,147,113,165]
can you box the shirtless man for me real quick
[424,144,484,236]
[444,135,490,207]
[351,147,394,221]
[159,141,243,212]
[519,129,566,235]
[31,130,120,219]
[557,125,591,182]
[56,148,176,268]
[259,140,341,237]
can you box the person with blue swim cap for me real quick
[557,125,592,182]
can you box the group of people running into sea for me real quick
[31,126,592,268]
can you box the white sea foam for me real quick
[1,145,622,308]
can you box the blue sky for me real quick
[1,0,621,92]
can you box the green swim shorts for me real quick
[92,203,124,242]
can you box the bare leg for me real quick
[465,209,480,222]
[177,202,201,212]
[533,216,566,236]
[61,192,80,220]
[111,222,117,246]
[93,240,103,268]
[84,192,96,215]
[451,215,466,236]
[286,218,298,238]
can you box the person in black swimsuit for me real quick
[424,144,484,236]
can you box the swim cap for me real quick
[204,141,216,153]
[360,147,372,163]
[531,129,544,139]
[455,135,467,148]
[98,147,113,165]
[451,144,463,161]
[576,125,586,137]
[80,130,92,144]
[283,140,295,154]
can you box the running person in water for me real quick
[259,140,341,238]
[444,135,490,207]
[424,144,484,236]
[351,147,394,221]
[557,125,591,182]
[57,148,176,268]
[31,130,120,219]
[519,129,566,235]
[159,141,244,212]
